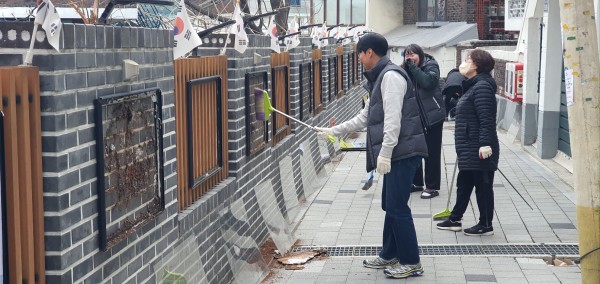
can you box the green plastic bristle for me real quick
[262,90,274,121]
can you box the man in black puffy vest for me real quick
[315,33,428,279]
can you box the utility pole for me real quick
[557,1,600,283]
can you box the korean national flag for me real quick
[230,3,249,54]
[35,0,62,51]
[267,16,280,53]
[173,0,202,59]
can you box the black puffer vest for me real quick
[363,56,428,172]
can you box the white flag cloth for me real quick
[352,28,360,43]
[310,25,320,48]
[35,0,62,51]
[285,17,300,51]
[230,3,248,54]
[319,23,328,47]
[341,27,352,45]
[330,26,340,40]
[173,0,202,59]
[267,16,280,53]
[353,26,370,43]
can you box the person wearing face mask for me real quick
[436,49,500,236]
[315,33,428,279]
[401,44,446,199]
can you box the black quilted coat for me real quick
[454,72,499,171]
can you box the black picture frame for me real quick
[94,87,165,251]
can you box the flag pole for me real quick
[22,22,40,66]
[221,0,240,55]
[220,30,231,55]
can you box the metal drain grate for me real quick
[292,244,579,257]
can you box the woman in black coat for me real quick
[402,44,446,199]
[436,49,500,236]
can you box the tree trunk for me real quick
[270,0,289,35]
[557,1,600,283]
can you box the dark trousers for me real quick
[413,121,443,190]
[380,156,421,265]
[450,170,496,226]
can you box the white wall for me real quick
[428,47,458,76]
[389,49,404,66]
[538,2,562,113]
[367,0,403,34]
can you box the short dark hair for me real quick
[469,49,495,73]
[403,44,425,67]
[356,33,388,57]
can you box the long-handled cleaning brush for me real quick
[433,161,458,220]
[254,88,335,142]
[254,88,316,129]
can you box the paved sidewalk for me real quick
[264,122,581,283]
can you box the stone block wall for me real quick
[0,22,366,283]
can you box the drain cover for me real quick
[292,244,579,257]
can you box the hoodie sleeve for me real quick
[378,71,407,158]
[407,60,440,90]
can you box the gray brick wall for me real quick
[0,22,365,284]
[0,22,177,283]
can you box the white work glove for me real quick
[479,146,493,159]
[376,156,391,175]
[314,127,335,142]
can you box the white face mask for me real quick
[459,61,471,76]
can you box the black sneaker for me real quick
[411,185,424,192]
[464,224,494,236]
[420,189,439,199]
[436,219,462,232]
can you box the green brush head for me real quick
[262,90,273,121]
[253,88,274,121]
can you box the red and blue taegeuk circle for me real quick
[173,17,185,35]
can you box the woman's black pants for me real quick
[450,170,496,227]
[413,121,443,190]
